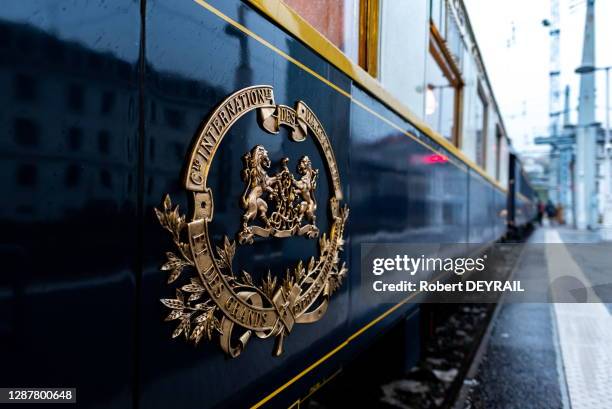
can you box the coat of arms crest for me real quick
[238,145,319,244]
[155,85,349,357]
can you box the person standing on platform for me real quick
[555,204,564,225]
[546,200,557,225]
[537,200,544,226]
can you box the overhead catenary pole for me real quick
[539,0,574,216]
[547,0,562,205]
[600,67,612,239]
[548,0,561,139]
[560,85,574,225]
[574,0,597,230]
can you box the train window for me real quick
[283,0,360,63]
[475,85,488,168]
[445,5,463,65]
[378,0,428,115]
[431,0,464,62]
[425,25,461,143]
[430,0,446,37]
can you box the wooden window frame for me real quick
[358,0,379,77]
[358,2,468,149]
[429,22,463,146]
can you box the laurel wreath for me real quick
[154,195,223,344]
[155,194,348,346]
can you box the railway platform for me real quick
[459,227,612,409]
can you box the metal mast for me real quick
[548,0,562,139]
[560,85,575,225]
[548,0,563,206]
[546,0,562,205]
[575,0,597,229]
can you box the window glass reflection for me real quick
[474,89,487,168]
[100,169,112,188]
[424,52,455,141]
[431,0,445,35]
[68,127,83,151]
[150,101,157,123]
[14,118,39,146]
[445,9,463,65]
[65,164,80,188]
[98,130,110,155]
[495,126,502,180]
[164,108,183,129]
[100,91,114,114]
[17,164,37,187]
[14,74,38,101]
[378,0,429,116]
[67,83,84,112]
[283,0,360,62]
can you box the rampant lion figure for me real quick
[238,146,320,244]
[294,156,318,225]
[239,145,276,242]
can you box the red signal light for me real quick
[422,153,448,164]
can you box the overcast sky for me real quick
[465,0,612,154]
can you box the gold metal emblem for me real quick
[238,146,319,244]
[155,85,349,357]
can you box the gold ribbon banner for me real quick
[259,102,343,201]
[189,218,291,331]
[185,85,276,192]
[184,85,342,200]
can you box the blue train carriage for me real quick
[0,0,535,408]
[508,152,538,237]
